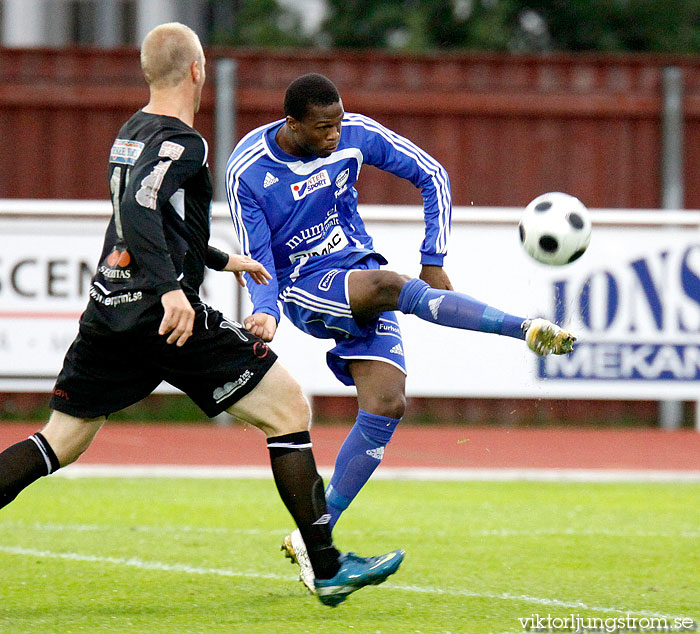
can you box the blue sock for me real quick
[325,409,400,531]
[397,278,527,340]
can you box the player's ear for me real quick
[286,115,299,132]
[191,60,201,83]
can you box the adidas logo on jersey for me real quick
[389,343,404,356]
[366,447,385,460]
[428,295,445,320]
[263,172,279,188]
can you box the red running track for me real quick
[0,423,699,471]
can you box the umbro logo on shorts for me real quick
[212,370,253,403]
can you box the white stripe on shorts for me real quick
[282,285,352,311]
[282,289,353,318]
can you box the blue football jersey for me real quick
[225,112,452,321]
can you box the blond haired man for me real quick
[0,23,403,607]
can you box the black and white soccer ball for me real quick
[518,192,592,266]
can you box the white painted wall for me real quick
[2,202,699,416]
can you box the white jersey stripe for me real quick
[344,115,450,252]
[235,119,283,152]
[226,142,267,256]
[226,139,265,181]
[344,114,447,177]
[345,113,445,172]
[344,114,450,252]
[343,114,450,253]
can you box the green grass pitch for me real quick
[1,477,698,634]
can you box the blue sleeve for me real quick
[226,177,281,322]
[350,114,452,266]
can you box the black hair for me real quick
[284,73,341,121]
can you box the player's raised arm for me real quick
[344,112,452,268]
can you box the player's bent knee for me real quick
[368,393,406,420]
[358,384,406,419]
[390,394,406,419]
[277,391,312,435]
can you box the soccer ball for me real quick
[518,192,592,266]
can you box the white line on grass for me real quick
[0,520,281,535]
[0,520,700,539]
[0,544,687,621]
[3,520,700,539]
[0,545,284,580]
[54,464,700,483]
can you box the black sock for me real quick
[267,431,341,579]
[0,433,60,510]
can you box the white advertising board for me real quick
[1,201,699,404]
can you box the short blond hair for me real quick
[140,22,204,88]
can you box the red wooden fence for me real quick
[2,47,700,208]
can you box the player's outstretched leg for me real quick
[0,412,103,509]
[396,278,576,355]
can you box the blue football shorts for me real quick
[281,263,407,386]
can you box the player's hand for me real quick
[159,289,195,346]
[224,254,272,287]
[244,312,277,342]
[419,265,454,290]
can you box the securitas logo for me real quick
[98,247,132,279]
[539,242,700,381]
[291,169,331,201]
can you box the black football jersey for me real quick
[82,110,227,332]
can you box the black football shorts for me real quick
[49,302,277,419]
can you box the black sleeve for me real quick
[206,245,230,271]
[120,132,206,296]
